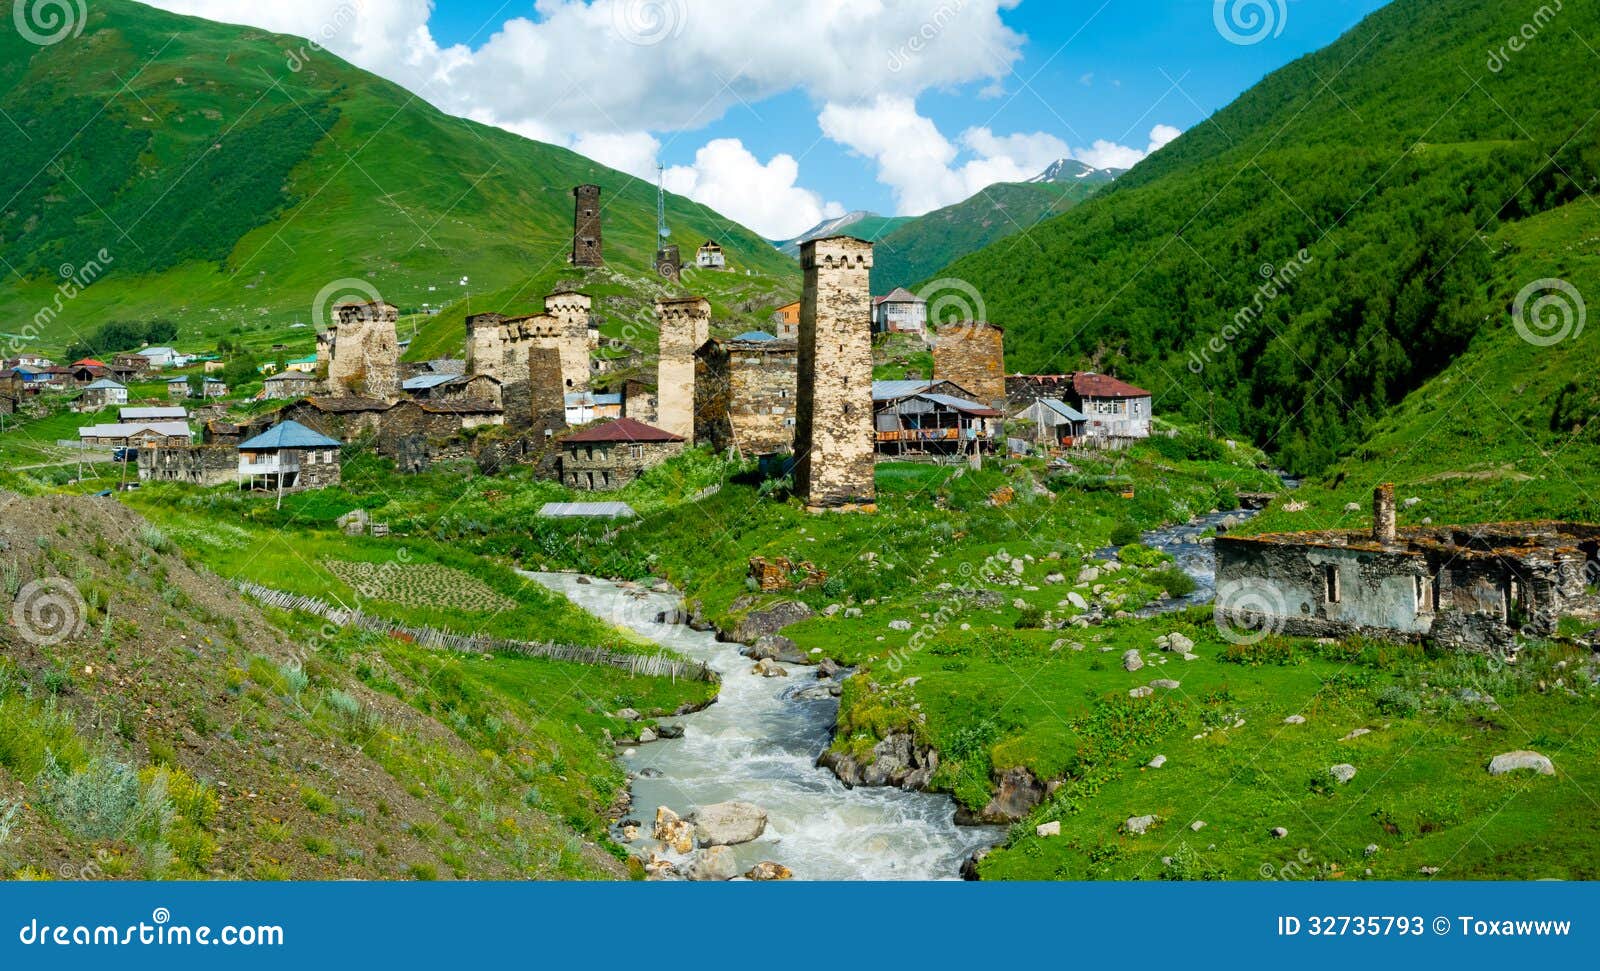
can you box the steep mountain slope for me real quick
[0,0,797,359]
[869,180,1101,292]
[775,211,911,258]
[937,0,1600,474]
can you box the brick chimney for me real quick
[1373,483,1397,544]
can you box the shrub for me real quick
[1375,686,1421,718]
[36,754,169,841]
[1148,566,1197,598]
[1014,605,1045,629]
[1220,639,1298,666]
[1109,522,1142,547]
[1118,543,1168,568]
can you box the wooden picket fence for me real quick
[235,580,715,683]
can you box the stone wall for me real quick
[561,439,683,491]
[695,338,797,455]
[933,323,1006,408]
[137,444,236,486]
[623,378,656,424]
[572,184,603,267]
[655,296,711,441]
[465,295,591,427]
[794,237,876,509]
[327,302,400,400]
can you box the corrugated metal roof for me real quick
[402,373,459,390]
[538,502,636,518]
[564,392,624,406]
[78,421,191,438]
[83,378,125,390]
[120,407,188,421]
[921,393,1003,416]
[733,330,777,342]
[237,420,342,450]
[872,379,933,401]
[1038,398,1087,422]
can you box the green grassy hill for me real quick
[0,0,798,364]
[935,0,1600,474]
[870,180,1098,292]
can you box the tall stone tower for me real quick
[571,184,603,267]
[793,237,876,510]
[932,322,1007,409]
[655,296,711,441]
[328,301,400,400]
[528,345,568,441]
[545,292,593,393]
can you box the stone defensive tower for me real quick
[545,291,593,394]
[327,301,400,400]
[571,184,603,267]
[464,295,592,428]
[932,321,1007,409]
[793,237,876,510]
[655,296,711,441]
[528,345,568,440]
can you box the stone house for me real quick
[1006,373,1152,440]
[200,378,227,399]
[237,421,343,493]
[112,353,151,374]
[136,347,182,369]
[274,396,391,442]
[871,380,1001,458]
[694,331,798,456]
[264,371,318,399]
[873,288,928,336]
[932,322,1006,409]
[559,417,684,491]
[77,421,192,448]
[374,399,502,473]
[79,378,128,410]
[1214,486,1600,652]
[138,444,237,486]
[167,377,192,399]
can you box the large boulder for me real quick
[686,846,739,881]
[694,801,769,847]
[748,634,813,665]
[1488,751,1555,776]
[966,766,1046,823]
[744,861,794,881]
[653,807,695,854]
[1123,815,1158,835]
[1329,764,1357,784]
[818,733,938,790]
[731,600,817,643]
[1122,649,1145,672]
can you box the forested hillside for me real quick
[939,0,1600,473]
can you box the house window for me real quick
[629,445,643,461]
[1322,564,1341,605]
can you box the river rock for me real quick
[1035,820,1061,838]
[686,846,739,881]
[1163,633,1194,653]
[638,727,658,744]
[1123,815,1158,835]
[693,801,769,846]
[745,861,794,881]
[818,733,938,790]
[644,852,677,880]
[613,708,641,722]
[1068,592,1089,610]
[653,807,695,854]
[1329,763,1357,784]
[656,723,685,739]
[752,658,789,678]
[1077,566,1101,584]
[731,601,817,643]
[818,658,841,679]
[967,766,1046,823]
[1122,649,1145,672]
[1488,751,1555,776]
[750,634,813,665]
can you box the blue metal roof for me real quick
[733,330,777,342]
[564,392,623,406]
[921,393,1000,415]
[871,379,933,401]
[237,420,341,451]
[1038,398,1087,422]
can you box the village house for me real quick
[1007,372,1153,440]
[112,353,150,373]
[1,369,29,403]
[137,444,237,486]
[696,240,727,269]
[79,378,128,410]
[559,417,684,491]
[274,396,391,443]
[871,379,1002,459]
[237,420,343,494]
[264,370,319,399]
[120,406,188,423]
[374,399,504,472]
[565,390,624,425]
[200,377,228,399]
[694,331,798,456]
[4,355,54,370]
[137,347,184,369]
[1012,398,1089,447]
[1215,486,1600,652]
[77,421,193,448]
[772,301,801,340]
[873,288,928,336]
[401,372,503,408]
[70,360,111,385]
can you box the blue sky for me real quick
[153,1,1393,236]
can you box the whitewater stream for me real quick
[527,571,1001,880]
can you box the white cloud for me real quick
[571,131,662,182]
[1148,124,1183,152]
[663,139,843,240]
[1072,124,1184,171]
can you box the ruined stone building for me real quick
[274,396,390,443]
[137,444,237,487]
[932,322,1006,409]
[694,331,798,456]
[793,237,876,510]
[559,417,684,491]
[465,293,591,427]
[571,184,603,267]
[1214,486,1600,652]
[326,301,401,400]
[655,296,711,441]
[374,399,504,473]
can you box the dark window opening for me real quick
[1322,564,1341,605]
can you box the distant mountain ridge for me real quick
[1028,159,1126,184]
[774,211,912,257]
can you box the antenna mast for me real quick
[656,164,670,241]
